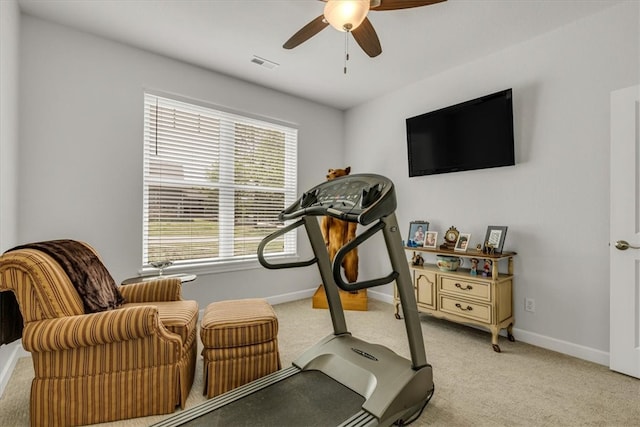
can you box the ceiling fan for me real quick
[283,0,447,58]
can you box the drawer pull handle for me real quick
[455,303,473,311]
[455,283,473,291]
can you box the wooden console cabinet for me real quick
[395,247,516,352]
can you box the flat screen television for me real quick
[406,89,515,177]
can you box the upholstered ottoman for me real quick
[200,298,281,398]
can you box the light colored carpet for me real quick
[1,298,639,426]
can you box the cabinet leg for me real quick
[507,323,515,342]
[491,327,501,352]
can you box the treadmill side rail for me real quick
[339,410,377,427]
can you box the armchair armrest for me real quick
[119,278,182,302]
[22,305,181,352]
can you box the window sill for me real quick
[138,255,302,277]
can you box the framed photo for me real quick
[455,233,471,252]
[484,226,508,254]
[424,231,438,249]
[407,221,429,247]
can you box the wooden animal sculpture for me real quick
[320,167,359,283]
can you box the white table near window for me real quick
[121,273,197,286]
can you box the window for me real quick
[143,93,298,271]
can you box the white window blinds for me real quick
[143,93,298,268]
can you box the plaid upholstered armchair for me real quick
[0,240,199,426]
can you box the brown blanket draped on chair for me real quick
[1,239,126,344]
[10,239,125,312]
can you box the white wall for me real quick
[344,2,639,362]
[0,0,23,397]
[1,0,19,252]
[18,16,345,306]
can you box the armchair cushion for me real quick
[119,277,182,302]
[9,240,124,313]
[125,300,198,343]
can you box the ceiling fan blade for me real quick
[351,17,382,58]
[372,0,446,11]
[283,15,329,49]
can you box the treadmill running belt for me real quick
[182,370,365,426]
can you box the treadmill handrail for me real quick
[279,204,323,221]
[257,219,318,270]
[332,220,399,292]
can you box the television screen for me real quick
[406,89,515,177]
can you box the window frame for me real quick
[141,91,299,275]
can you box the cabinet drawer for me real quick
[439,276,490,302]
[439,295,492,323]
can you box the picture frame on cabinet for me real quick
[407,221,429,247]
[483,226,508,254]
[455,233,471,252]
[424,231,438,249]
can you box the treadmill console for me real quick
[280,174,396,225]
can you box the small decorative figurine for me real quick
[470,258,479,276]
[411,251,424,266]
[482,259,492,277]
[476,244,483,252]
[483,242,496,255]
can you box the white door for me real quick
[610,85,640,378]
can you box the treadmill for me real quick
[154,173,434,427]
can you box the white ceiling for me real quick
[18,0,622,110]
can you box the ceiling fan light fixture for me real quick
[323,0,370,32]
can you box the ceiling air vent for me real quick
[251,55,279,70]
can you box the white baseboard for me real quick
[512,328,609,366]
[0,341,28,398]
[198,288,318,319]
[367,289,394,304]
[364,290,610,367]
[268,287,394,305]
[265,288,317,306]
